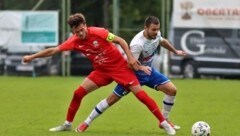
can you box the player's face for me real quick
[145,23,160,39]
[73,24,87,40]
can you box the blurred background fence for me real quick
[1,0,240,79]
[0,0,173,77]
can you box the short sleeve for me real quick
[158,31,164,42]
[58,36,76,51]
[131,43,143,59]
[90,27,115,42]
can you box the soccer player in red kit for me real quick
[22,13,176,135]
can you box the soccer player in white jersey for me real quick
[76,16,187,133]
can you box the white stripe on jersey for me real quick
[130,30,164,66]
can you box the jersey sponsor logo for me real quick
[93,40,99,47]
[106,33,115,41]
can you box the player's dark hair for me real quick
[144,16,159,27]
[67,13,86,28]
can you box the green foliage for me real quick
[0,76,239,136]
[2,0,170,28]
[2,0,61,10]
[1,0,173,43]
[118,0,162,28]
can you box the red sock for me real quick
[66,86,88,122]
[135,91,165,123]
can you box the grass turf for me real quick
[0,76,239,136]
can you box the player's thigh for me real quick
[112,67,143,95]
[113,68,140,87]
[147,68,176,94]
[148,68,170,88]
[84,70,112,92]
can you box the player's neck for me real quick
[143,30,151,40]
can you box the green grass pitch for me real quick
[0,76,239,136]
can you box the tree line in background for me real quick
[0,0,172,43]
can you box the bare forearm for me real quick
[117,38,133,59]
[113,36,141,70]
[161,39,177,54]
[30,47,59,59]
[22,47,60,64]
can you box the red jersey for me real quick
[59,27,127,71]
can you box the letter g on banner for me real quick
[181,30,206,55]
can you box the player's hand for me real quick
[139,66,152,75]
[22,55,33,64]
[175,50,187,56]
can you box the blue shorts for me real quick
[113,68,170,97]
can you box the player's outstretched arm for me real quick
[160,39,187,56]
[22,47,61,64]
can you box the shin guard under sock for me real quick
[66,86,88,122]
[135,91,165,122]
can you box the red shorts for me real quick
[87,67,139,88]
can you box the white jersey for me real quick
[130,30,164,67]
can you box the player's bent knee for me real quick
[74,86,88,98]
[164,87,177,96]
[170,89,177,96]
